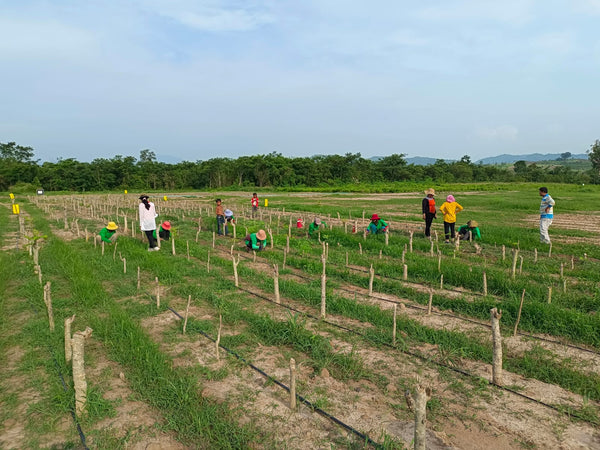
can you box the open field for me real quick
[1,184,600,449]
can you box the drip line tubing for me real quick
[165,306,383,448]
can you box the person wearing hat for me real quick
[439,194,463,243]
[153,221,172,241]
[366,214,389,235]
[215,198,225,236]
[244,229,268,251]
[224,209,235,236]
[458,220,481,241]
[308,217,327,237]
[422,188,437,238]
[99,221,118,244]
[139,194,159,251]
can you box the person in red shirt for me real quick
[422,188,437,238]
[251,193,259,217]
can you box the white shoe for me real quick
[153,247,160,251]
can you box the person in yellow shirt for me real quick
[439,194,463,243]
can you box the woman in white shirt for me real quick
[139,194,159,251]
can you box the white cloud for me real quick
[474,125,519,140]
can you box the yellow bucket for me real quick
[264,199,268,207]
[12,204,20,215]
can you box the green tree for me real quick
[588,140,600,174]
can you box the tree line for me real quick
[2,141,599,192]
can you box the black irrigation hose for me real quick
[230,283,600,427]
[24,299,89,449]
[165,306,383,449]
[228,244,600,357]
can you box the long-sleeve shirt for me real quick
[245,233,267,250]
[540,194,555,218]
[439,201,463,223]
[308,222,326,236]
[99,227,116,243]
[458,225,481,240]
[367,219,388,234]
[139,202,158,231]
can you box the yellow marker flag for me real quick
[9,193,14,199]
[163,196,168,201]
[124,190,128,194]
[12,204,20,215]
[264,199,268,207]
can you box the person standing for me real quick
[539,187,555,244]
[139,194,159,251]
[422,188,437,238]
[251,193,259,217]
[439,194,463,243]
[215,199,225,235]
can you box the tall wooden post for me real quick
[274,264,280,304]
[183,295,191,334]
[513,289,526,337]
[289,358,297,410]
[413,384,432,450]
[368,264,375,296]
[43,282,54,331]
[155,277,160,308]
[232,255,240,287]
[320,255,327,318]
[491,308,503,385]
[73,327,93,417]
[64,315,76,363]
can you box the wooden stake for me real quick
[195,229,200,243]
[402,264,408,281]
[430,240,434,257]
[560,263,564,278]
[358,243,362,255]
[137,266,141,290]
[187,240,190,261]
[268,228,273,249]
[286,235,290,253]
[571,255,574,270]
[392,304,397,345]
[182,296,192,334]
[64,314,76,363]
[207,251,211,273]
[123,258,126,274]
[73,327,93,417]
[534,248,538,263]
[155,277,160,308]
[345,252,349,267]
[112,242,118,261]
[409,231,413,253]
[101,240,105,256]
[368,264,375,296]
[483,271,487,296]
[519,255,523,274]
[490,308,503,385]
[43,282,54,332]
[413,384,432,450]
[548,242,552,257]
[440,274,444,290]
[427,290,433,315]
[437,252,441,272]
[513,289,526,337]
[283,249,287,270]
[215,315,222,361]
[232,254,240,287]
[385,231,389,246]
[502,245,505,261]
[212,231,216,248]
[321,256,327,318]
[511,248,519,279]
[563,279,567,293]
[289,358,297,410]
[274,264,280,304]
[547,286,552,304]
[172,236,176,255]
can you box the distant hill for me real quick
[405,156,456,165]
[475,153,587,165]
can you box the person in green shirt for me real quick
[99,221,118,244]
[153,221,171,241]
[244,229,268,252]
[308,217,327,237]
[458,220,481,241]
[366,214,389,235]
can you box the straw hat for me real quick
[467,220,478,228]
[162,221,171,230]
[225,209,233,217]
[371,214,380,221]
[425,188,435,196]
[256,229,267,240]
[106,221,118,230]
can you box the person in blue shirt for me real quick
[539,187,555,244]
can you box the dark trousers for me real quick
[216,215,225,235]
[444,222,455,241]
[424,213,435,237]
[144,230,157,248]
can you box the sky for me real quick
[1,0,599,163]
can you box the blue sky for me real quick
[1,0,599,163]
